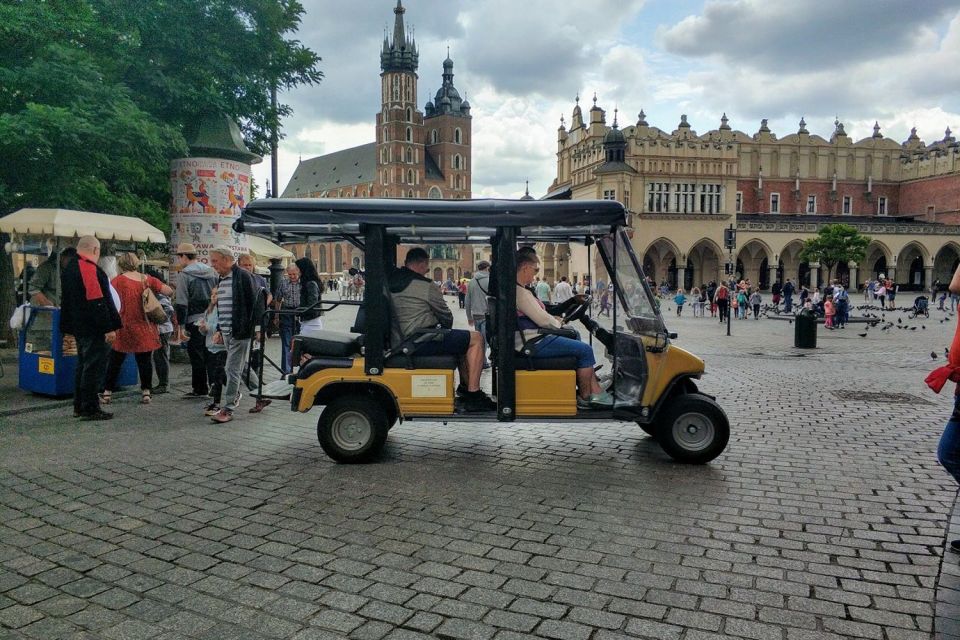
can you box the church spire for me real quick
[381,0,418,73]
[393,0,406,48]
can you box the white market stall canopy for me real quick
[246,234,294,260]
[0,208,166,243]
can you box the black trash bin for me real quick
[794,309,817,349]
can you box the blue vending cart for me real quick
[19,307,137,397]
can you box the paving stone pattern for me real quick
[0,300,958,639]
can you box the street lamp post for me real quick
[724,224,737,337]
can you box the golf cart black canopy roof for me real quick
[235,198,628,243]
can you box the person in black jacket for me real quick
[207,246,258,423]
[60,236,122,420]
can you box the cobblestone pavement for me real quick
[0,298,958,639]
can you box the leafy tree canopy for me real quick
[799,223,871,279]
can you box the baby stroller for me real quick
[910,295,930,319]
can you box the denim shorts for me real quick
[530,335,596,369]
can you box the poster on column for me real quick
[169,157,251,264]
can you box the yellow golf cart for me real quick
[236,198,729,464]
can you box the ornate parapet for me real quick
[637,213,732,222]
[736,218,960,236]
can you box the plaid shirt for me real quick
[277,279,302,308]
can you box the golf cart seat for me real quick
[384,354,459,369]
[292,331,362,359]
[518,356,578,370]
[485,297,580,371]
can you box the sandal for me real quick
[140,390,151,405]
[99,391,112,405]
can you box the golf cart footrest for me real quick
[292,331,362,359]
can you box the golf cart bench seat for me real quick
[384,354,459,369]
[516,355,579,370]
[293,331,362,359]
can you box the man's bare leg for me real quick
[466,332,483,391]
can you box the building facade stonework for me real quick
[545,97,960,292]
[280,0,474,279]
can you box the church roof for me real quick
[281,143,376,197]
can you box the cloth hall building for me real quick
[544,96,960,292]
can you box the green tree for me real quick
[799,223,871,282]
[0,0,322,337]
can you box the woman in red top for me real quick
[937,262,960,552]
[101,253,173,405]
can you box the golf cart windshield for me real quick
[599,230,665,338]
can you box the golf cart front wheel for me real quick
[657,393,729,464]
[317,396,389,463]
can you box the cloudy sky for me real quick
[254,0,960,199]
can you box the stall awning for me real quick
[0,208,166,243]
[246,234,294,259]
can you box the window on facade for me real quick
[431,129,438,144]
[405,127,412,142]
[454,154,461,170]
[406,107,412,122]
[407,169,414,184]
[382,127,387,142]
[405,147,412,163]
[735,191,743,213]
[335,245,343,271]
[806,195,817,214]
[455,175,462,190]
[602,189,616,200]
[647,182,670,213]
[878,196,888,216]
[407,189,414,198]
[770,193,780,214]
[454,128,462,144]
[428,186,442,199]
[318,245,327,272]
[680,184,696,213]
[392,76,399,101]
[700,184,721,214]
[624,191,630,209]
[842,196,852,215]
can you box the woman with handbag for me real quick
[101,252,173,405]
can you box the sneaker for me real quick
[211,409,233,424]
[589,391,615,408]
[232,392,243,409]
[81,410,113,421]
[153,385,169,395]
[462,390,496,412]
[204,403,221,417]
[456,384,468,397]
[576,396,592,410]
[249,399,271,414]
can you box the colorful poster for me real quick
[169,157,251,264]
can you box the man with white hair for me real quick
[207,246,258,423]
[60,236,122,420]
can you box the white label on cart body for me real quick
[411,375,446,398]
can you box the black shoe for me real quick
[182,391,206,399]
[153,385,169,395]
[462,390,496,412]
[950,539,960,553]
[81,410,113,421]
[456,383,468,397]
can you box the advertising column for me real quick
[169,115,262,264]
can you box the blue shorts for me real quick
[414,329,471,356]
[530,335,596,369]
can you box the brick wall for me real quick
[899,174,960,220]
[736,180,898,216]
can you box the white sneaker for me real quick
[232,392,242,409]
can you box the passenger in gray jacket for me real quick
[464,261,491,369]
[388,248,494,411]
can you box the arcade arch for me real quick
[642,238,682,289]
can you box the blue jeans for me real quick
[530,335,595,369]
[279,315,296,374]
[474,316,489,366]
[938,396,960,484]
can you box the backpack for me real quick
[186,273,214,316]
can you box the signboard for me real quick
[411,375,447,398]
[169,157,251,264]
[38,357,54,374]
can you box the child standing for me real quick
[824,297,835,328]
[674,289,687,317]
[736,289,748,319]
[749,289,762,320]
[198,290,227,417]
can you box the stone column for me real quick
[887,265,897,285]
[924,264,934,291]
[169,114,262,266]
[676,266,686,291]
[767,265,778,291]
[809,263,819,289]
[848,262,858,292]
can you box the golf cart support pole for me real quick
[363,225,386,376]
[494,228,517,421]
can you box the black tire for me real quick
[638,423,658,437]
[655,392,729,464]
[317,395,389,463]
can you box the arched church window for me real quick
[405,147,412,163]
[335,245,343,271]
[428,186,442,199]
[454,154,461,170]
[406,107,412,122]
[407,189,414,198]
[392,76,399,101]
[431,129,438,144]
[406,127,412,142]
[382,127,387,142]
[454,128,462,144]
[407,169,414,184]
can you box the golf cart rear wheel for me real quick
[657,393,729,464]
[317,396,389,463]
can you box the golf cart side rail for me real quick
[234,198,628,239]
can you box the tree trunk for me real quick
[0,234,17,343]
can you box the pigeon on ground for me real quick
[922,325,926,330]
[932,351,938,359]
[858,333,867,337]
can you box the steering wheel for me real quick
[562,294,593,323]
